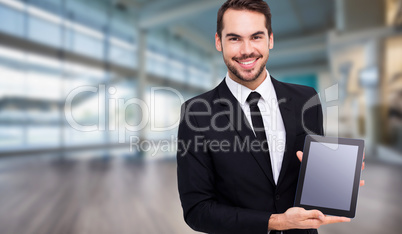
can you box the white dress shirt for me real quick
[225,70,286,184]
[225,71,286,234]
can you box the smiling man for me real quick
[216,7,272,90]
[177,1,351,234]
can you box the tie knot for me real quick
[246,92,261,106]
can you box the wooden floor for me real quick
[0,154,400,234]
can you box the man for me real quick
[177,0,358,233]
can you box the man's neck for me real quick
[228,69,268,90]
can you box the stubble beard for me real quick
[223,53,268,83]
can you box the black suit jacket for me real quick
[177,77,324,234]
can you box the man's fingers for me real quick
[302,218,322,229]
[305,209,325,221]
[360,154,365,187]
[285,208,350,230]
[322,216,351,225]
[296,151,303,162]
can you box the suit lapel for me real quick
[216,80,276,186]
[271,77,297,188]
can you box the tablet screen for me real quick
[300,142,358,211]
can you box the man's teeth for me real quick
[239,59,257,65]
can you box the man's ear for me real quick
[269,32,274,50]
[215,33,222,52]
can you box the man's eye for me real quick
[253,36,262,40]
[229,38,239,41]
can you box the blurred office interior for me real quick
[0,0,401,233]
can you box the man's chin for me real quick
[226,61,265,83]
[237,72,260,82]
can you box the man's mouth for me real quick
[235,57,260,69]
[238,58,258,65]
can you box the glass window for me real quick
[168,58,186,82]
[64,89,105,145]
[146,49,168,76]
[72,31,104,59]
[0,126,24,151]
[0,5,25,37]
[26,72,62,100]
[0,62,64,150]
[0,65,25,97]
[64,62,106,82]
[66,0,107,26]
[30,0,63,8]
[27,126,60,148]
[146,87,182,141]
[107,82,138,144]
[110,14,136,40]
[278,74,318,90]
[28,15,62,48]
[109,41,136,68]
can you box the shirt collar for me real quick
[225,69,273,105]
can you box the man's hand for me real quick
[269,207,350,231]
[296,151,365,186]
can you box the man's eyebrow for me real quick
[225,31,266,38]
[251,31,265,36]
[225,33,241,38]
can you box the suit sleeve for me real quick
[314,89,324,136]
[302,87,324,136]
[177,103,271,234]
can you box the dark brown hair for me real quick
[217,0,272,39]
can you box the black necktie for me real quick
[246,92,268,144]
[246,92,272,176]
[247,93,277,233]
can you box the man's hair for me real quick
[217,0,272,39]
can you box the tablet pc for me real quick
[294,135,364,218]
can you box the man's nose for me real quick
[240,40,253,55]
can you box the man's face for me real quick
[215,9,273,85]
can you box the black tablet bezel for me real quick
[294,135,364,218]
